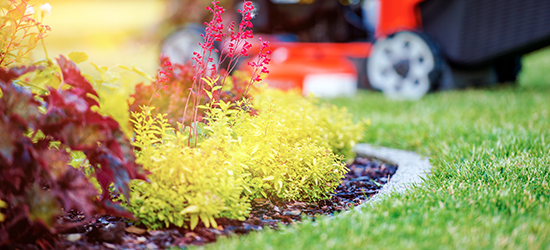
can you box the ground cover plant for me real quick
[202,49,550,249]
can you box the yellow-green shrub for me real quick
[197,93,351,201]
[125,107,249,230]
[253,88,368,160]
[227,104,348,201]
[125,88,367,229]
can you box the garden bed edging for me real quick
[353,144,432,208]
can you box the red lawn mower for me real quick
[164,0,550,99]
[245,0,550,99]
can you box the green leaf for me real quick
[263,176,275,181]
[0,199,6,208]
[180,205,199,214]
[200,213,210,228]
[68,52,89,64]
[190,214,199,230]
[132,65,153,81]
[90,62,108,75]
[7,1,27,21]
[210,217,218,229]
[251,144,259,155]
[114,64,130,70]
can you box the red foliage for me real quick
[0,56,147,248]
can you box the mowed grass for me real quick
[200,49,550,249]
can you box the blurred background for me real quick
[31,0,165,74]
[29,0,370,74]
[28,0,550,99]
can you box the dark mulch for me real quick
[22,156,397,250]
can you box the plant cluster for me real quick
[1,3,150,246]
[129,55,255,128]
[125,86,364,229]
[0,1,368,246]
[253,89,368,161]
[124,0,265,230]
[234,88,367,200]
[132,1,271,143]
[123,0,367,231]
[0,57,147,247]
[76,52,153,137]
[1,0,51,67]
[126,106,249,230]
[178,0,269,145]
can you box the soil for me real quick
[12,156,397,250]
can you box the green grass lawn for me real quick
[200,49,550,249]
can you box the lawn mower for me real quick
[163,0,550,99]
[366,0,550,99]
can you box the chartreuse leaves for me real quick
[181,205,200,214]
[131,65,153,82]
[1,0,51,67]
[125,108,249,230]
[126,86,365,230]
[68,51,89,64]
[0,199,6,222]
[253,88,368,161]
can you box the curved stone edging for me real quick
[353,144,432,206]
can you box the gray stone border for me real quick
[353,144,432,207]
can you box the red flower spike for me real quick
[133,0,269,146]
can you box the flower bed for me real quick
[0,1,371,249]
[54,156,397,249]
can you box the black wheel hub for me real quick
[393,59,410,78]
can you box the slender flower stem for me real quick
[179,0,270,147]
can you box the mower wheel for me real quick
[367,31,443,99]
[494,56,522,84]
